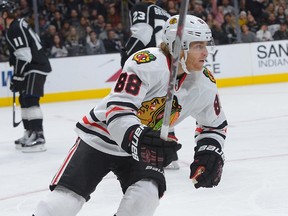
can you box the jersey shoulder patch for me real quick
[133,50,157,64]
[203,67,216,83]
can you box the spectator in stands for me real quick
[80,5,90,20]
[50,33,68,58]
[65,0,82,18]
[19,0,32,18]
[114,22,129,46]
[99,22,113,40]
[0,28,9,61]
[166,0,178,16]
[158,0,168,9]
[256,23,273,41]
[66,25,85,56]
[267,12,281,36]
[39,15,49,38]
[54,0,66,15]
[241,24,258,42]
[246,12,259,33]
[89,8,98,29]
[190,0,207,20]
[238,11,248,27]
[45,2,57,22]
[221,12,237,44]
[93,14,106,35]
[68,9,81,29]
[211,3,225,26]
[38,0,52,17]
[85,0,98,12]
[85,30,106,55]
[94,0,108,21]
[273,22,288,40]
[206,12,214,28]
[50,10,64,32]
[275,0,288,17]
[61,20,71,40]
[263,2,276,21]
[244,0,267,23]
[41,24,57,55]
[211,19,228,45]
[107,4,121,28]
[275,5,287,24]
[77,16,89,44]
[103,29,122,53]
[221,0,235,16]
[85,25,93,43]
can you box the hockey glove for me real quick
[122,125,182,167]
[190,138,224,189]
[10,75,25,92]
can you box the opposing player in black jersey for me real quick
[120,0,171,67]
[0,0,52,152]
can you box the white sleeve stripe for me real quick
[19,19,29,46]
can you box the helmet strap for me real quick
[180,50,190,74]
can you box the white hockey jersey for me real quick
[76,47,227,157]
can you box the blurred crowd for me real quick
[0,0,288,62]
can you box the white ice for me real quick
[1,82,288,216]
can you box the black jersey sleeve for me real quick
[121,3,154,67]
[6,18,51,74]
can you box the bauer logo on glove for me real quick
[122,124,182,168]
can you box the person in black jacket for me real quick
[120,0,170,67]
[1,0,52,152]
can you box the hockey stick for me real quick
[13,92,22,127]
[160,0,189,140]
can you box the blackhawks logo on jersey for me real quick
[169,17,178,25]
[203,67,216,83]
[133,50,157,64]
[137,96,182,130]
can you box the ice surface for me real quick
[1,82,288,216]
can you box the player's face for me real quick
[185,41,208,71]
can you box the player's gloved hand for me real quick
[190,138,224,189]
[122,125,182,167]
[10,75,25,92]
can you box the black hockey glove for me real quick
[190,138,224,189]
[122,125,182,167]
[10,75,25,92]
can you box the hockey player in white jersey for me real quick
[32,15,227,216]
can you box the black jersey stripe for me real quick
[76,123,118,145]
[200,120,228,130]
[107,101,138,111]
[194,131,226,140]
[89,109,100,122]
[89,109,107,124]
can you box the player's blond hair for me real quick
[160,42,170,56]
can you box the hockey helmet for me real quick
[162,14,213,55]
[0,0,16,14]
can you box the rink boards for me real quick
[1,40,287,107]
